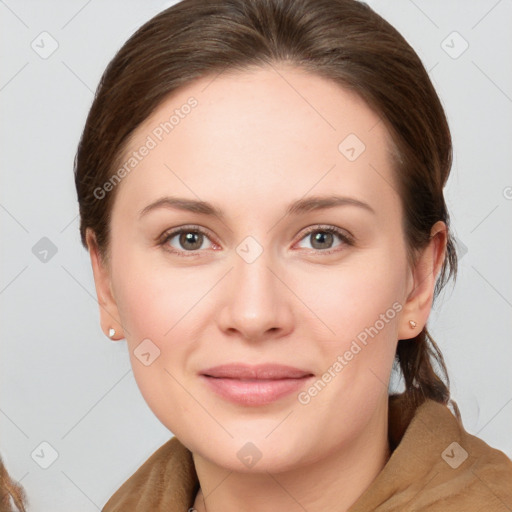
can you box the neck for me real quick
[192,398,391,512]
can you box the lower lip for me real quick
[200,375,314,406]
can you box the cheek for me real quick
[298,255,405,342]
[294,251,407,409]
[292,255,404,416]
[110,254,200,427]
[111,243,198,341]
[109,246,190,371]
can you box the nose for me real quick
[216,247,295,343]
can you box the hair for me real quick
[74,0,460,420]
[0,456,27,512]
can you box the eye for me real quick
[158,224,353,257]
[159,225,217,256]
[295,225,353,254]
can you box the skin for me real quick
[87,63,446,512]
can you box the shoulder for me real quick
[399,397,512,510]
[350,394,512,511]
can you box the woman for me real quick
[74,0,512,510]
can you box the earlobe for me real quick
[85,228,124,340]
[398,221,447,340]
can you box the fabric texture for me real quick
[102,393,512,511]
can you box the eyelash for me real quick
[158,224,354,257]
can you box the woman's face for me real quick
[90,64,428,472]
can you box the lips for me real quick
[200,363,313,380]
[200,363,314,406]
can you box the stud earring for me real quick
[409,320,417,329]
[108,328,116,338]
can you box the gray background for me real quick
[1,0,511,510]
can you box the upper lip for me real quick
[201,363,313,380]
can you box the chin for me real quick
[190,433,312,474]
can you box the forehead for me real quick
[113,64,400,219]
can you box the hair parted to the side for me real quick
[74,0,460,420]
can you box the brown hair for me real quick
[0,456,27,512]
[74,0,460,419]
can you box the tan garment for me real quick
[102,393,512,511]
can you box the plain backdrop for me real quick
[1,1,511,510]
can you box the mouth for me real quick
[200,363,314,406]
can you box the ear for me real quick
[398,221,447,340]
[86,228,124,341]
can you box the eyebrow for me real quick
[138,194,375,220]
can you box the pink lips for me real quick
[200,363,314,406]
